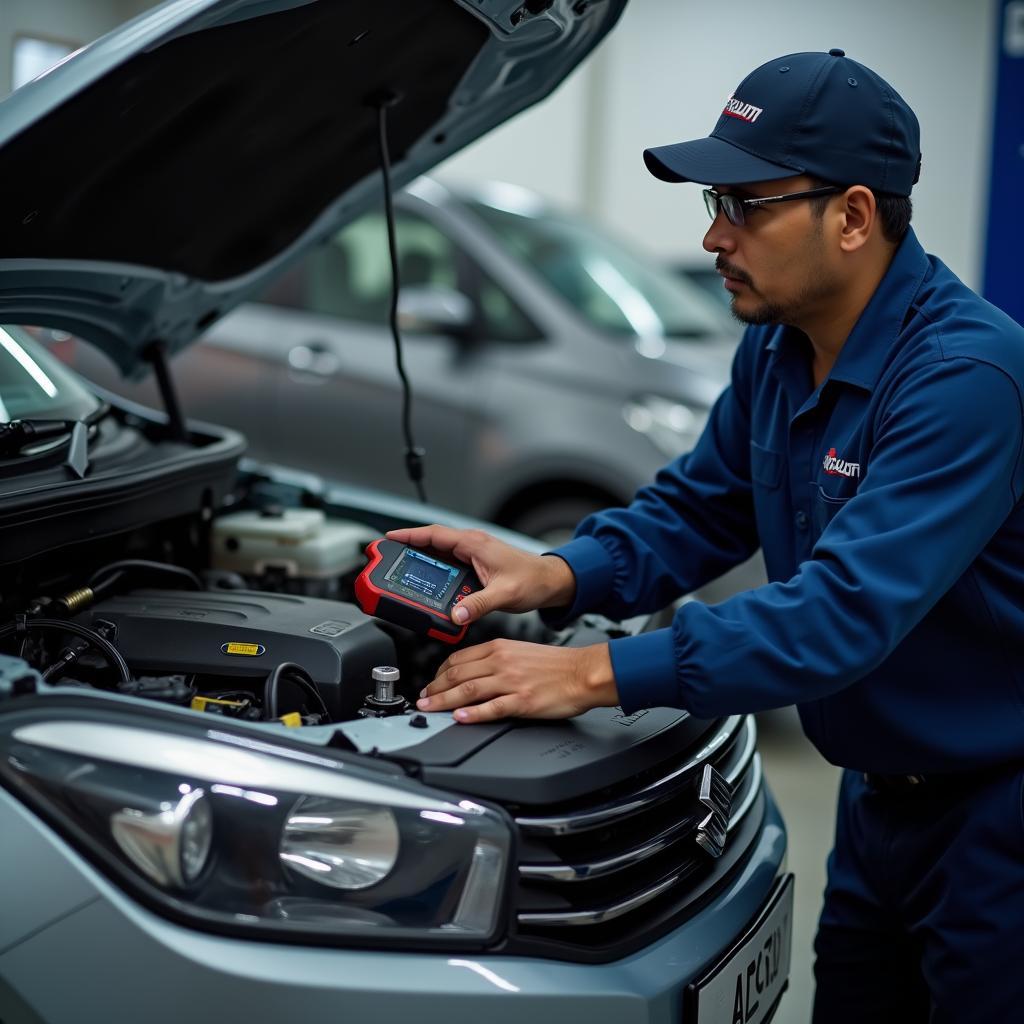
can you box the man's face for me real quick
[702,174,840,328]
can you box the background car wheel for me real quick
[507,497,609,547]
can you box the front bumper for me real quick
[0,784,786,1024]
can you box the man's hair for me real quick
[808,178,912,245]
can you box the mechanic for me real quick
[389,50,1024,1021]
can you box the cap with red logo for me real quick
[644,49,921,196]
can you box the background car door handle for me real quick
[288,342,340,377]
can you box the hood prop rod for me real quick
[145,341,187,441]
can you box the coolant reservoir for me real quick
[211,507,375,596]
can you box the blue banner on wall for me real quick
[983,1,1024,325]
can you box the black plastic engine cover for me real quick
[409,707,720,807]
[77,589,395,720]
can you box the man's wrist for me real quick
[538,554,577,609]
[579,642,619,709]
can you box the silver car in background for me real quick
[66,177,741,549]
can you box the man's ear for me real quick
[837,186,876,253]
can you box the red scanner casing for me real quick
[355,539,481,644]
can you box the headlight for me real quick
[0,709,513,947]
[623,395,709,459]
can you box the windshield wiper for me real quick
[0,403,110,477]
[0,418,77,455]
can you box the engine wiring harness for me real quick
[0,559,331,727]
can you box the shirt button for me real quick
[795,510,809,530]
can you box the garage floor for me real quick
[755,711,843,1024]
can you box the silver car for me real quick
[0,1,788,1022]
[65,177,741,546]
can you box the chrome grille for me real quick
[513,714,763,939]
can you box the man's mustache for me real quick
[715,257,753,288]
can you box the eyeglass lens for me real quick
[704,190,745,226]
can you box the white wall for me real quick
[439,0,999,287]
[0,0,159,99]
[0,0,129,99]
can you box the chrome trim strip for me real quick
[518,721,758,882]
[726,753,762,835]
[518,814,701,882]
[517,762,766,926]
[725,714,757,786]
[517,872,683,927]
[515,715,745,836]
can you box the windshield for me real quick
[465,196,734,339]
[0,325,100,423]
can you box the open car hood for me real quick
[0,0,625,377]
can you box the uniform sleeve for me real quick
[542,332,762,627]
[609,356,1024,716]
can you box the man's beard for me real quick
[732,299,786,326]
[716,254,830,327]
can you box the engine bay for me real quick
[0,477,561,730]
[0,412,690,813]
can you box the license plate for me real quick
[686,874,794,1024]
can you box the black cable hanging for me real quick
[375,95,428,504]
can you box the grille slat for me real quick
[513,715,764,936]
[515,714,743,837]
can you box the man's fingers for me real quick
[385,524,463,552]
[450,588,498,626]
[452,696,518,724]
[384,525,492,566]
[421,648,493,699]
[417,673,502,713]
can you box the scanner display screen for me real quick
[384,548,461,612]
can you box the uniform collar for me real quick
[824,227,930,391]
[765,228,930,393]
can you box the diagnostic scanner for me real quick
[355,539,481,643]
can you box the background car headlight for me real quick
[624,394,709,459]
[0,708,513,947]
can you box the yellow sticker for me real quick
[191,695,248,711]
[221,642,265,657]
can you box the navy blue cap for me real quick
[644,49,922,196]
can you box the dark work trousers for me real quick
[811,767,1024,1022]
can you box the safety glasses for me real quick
[703,185,843,226]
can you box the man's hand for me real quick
[416,640,619,723]
[385,524,576,625]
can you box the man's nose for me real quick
[703,211,736,255]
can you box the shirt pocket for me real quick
[811,485,851,534]
[750,441,783,489]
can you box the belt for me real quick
[863,772,930,792]
[863,766,1013,794]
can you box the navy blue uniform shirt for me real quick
[549,229,1024,773]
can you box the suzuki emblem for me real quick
[696,764,733,859]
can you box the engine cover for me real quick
[77,589,395,720]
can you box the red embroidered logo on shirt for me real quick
[823,447,861,478]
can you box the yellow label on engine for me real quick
[191,695,247,711]
[278,712,303,728]
[221,642,265,656]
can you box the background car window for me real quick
[307,211,458,324]
[475,269,542,343]
[255,207,539,343]
[466,199,735,340]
